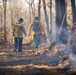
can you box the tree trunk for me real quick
[26,0,35,22]
[55,0,61,42]
[32,0,35,18]
[11,9,13,26]
[71,0,76,26]
[55,0,68,44]
[38,0,41,21]
[49,0,52,40]
[3,0,7,42]
[29,0,31,23]
[42,0,49,35]
[0,11,3,26]
[31,0,35,19]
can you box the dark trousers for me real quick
[14,37,23,52]
[33,34,41,48]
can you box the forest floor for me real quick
[0,42,76,75]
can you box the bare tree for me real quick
[42,0,49,35]
[71,0,76,26]
[55,0,68,44]
[0,5,3,27]
[3,0,7,42]
[9,0,14,27]
[49,0,52,39]
[46,0,52,40]
[38,0,41,20]
[25,0,35,22]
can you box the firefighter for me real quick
[13,18,26,52]
[28,16,46,49]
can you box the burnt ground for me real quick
[0,43,76,75]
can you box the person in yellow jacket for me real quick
[28,16,46,49]
[13,18,26,52]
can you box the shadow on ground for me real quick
[0,67,76,75]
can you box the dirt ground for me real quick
[0,44,76,75]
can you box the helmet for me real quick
[35,16,39,20]
[18,18,23,23]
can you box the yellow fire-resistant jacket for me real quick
[13,22,26,38]
[28,20,45,36]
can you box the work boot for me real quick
[18,50,22,52]
[34,45,38,49]
[13,48,17,52]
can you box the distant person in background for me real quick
[13,18,26,52]
[28,16,46,49]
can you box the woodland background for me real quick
[0,0,76,75]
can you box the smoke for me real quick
[56,25,68,44]
[55,25,76,67]
[42,23,76,67]
[69,51,76,66]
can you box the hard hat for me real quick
[18,18,23,23]
[35,16,39,20]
